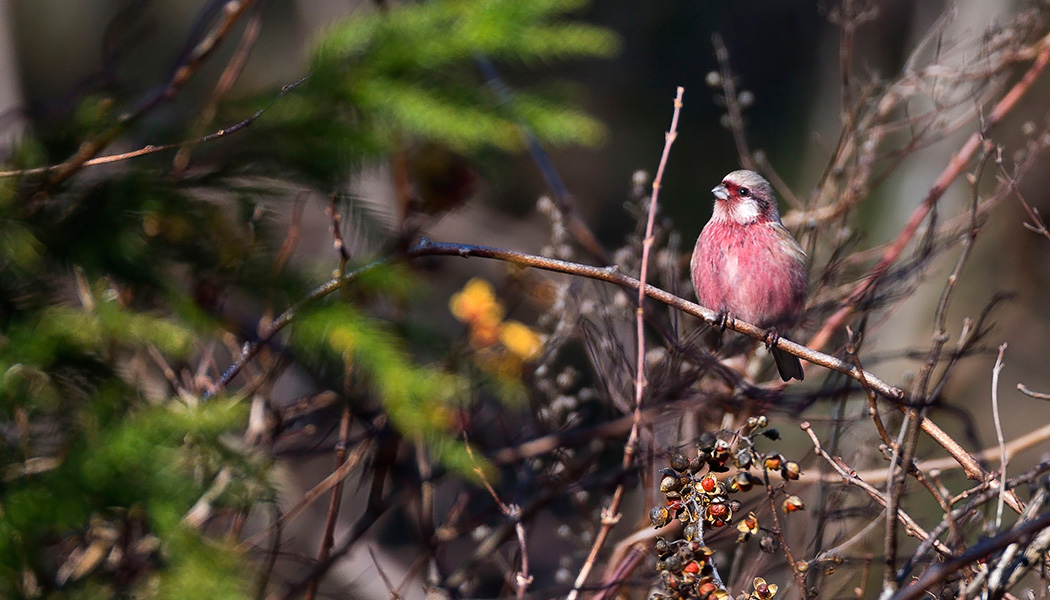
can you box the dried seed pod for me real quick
[734,448,753,469]
[763,454,782,471]
[669,453,690,472]
[733,472,754,492]
[751,577,779,600]
[713,439,731,459]
[782,495,805,513]
[698,474,718,493]
[782,461,802,480]
[736,512,759,542]
[650,506,670,528]
[759,534,777,553]
[683,522,698,541]
[661,473,683,493]
[697,577,720,599]
[707,503,729,518]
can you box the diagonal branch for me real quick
[807,31,1050,354]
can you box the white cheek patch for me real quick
[729,201,761,223]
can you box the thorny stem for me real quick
[566,86,684,600]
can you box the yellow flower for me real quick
[449,278,504,327]
[499,321,543,361]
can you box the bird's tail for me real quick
[772,347,804,381]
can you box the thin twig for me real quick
[43,0,258,188]
[712,35,755,170]
[808,30,1050,354]
[1017,383,1050,400]
[1004,166,1050,242]
[801,422,953,557]
[368,547,401,600]
[173,1,265,174]
[991,343,1008,531]
[826,420,1050,484]
[566,86,684,600]
[895,461,1050,586]
[303,401,353,600]
[238,438,371,550]
[890,511,1050,600]
[762,466,809,599]
[464,441,533,600]
[0,75,308,179]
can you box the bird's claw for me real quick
[715,312,730,332]
[763,328,781,350]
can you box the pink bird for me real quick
[690,170,808,381]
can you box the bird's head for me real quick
[710,170,781,225]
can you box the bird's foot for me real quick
[763,328,781,350]
[715,312,732,332]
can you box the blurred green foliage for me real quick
[0,0,613,595]
[256,0,618,182]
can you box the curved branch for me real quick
[212,238,904,402]
[409,240,903,400]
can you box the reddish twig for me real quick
[43,0,258,188]
[173,2,264,174]
[566,86,684,600]
[303,402,353,600]
[0,76,308,179]
[238,437,372,550]
[808,31,1050,354]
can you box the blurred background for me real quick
[3,1,1050,598]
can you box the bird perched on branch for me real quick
[690,170,808,381]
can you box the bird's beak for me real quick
[712,184,729,201]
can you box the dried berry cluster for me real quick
[648,416,802,600]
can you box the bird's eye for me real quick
[738,187,750,197]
